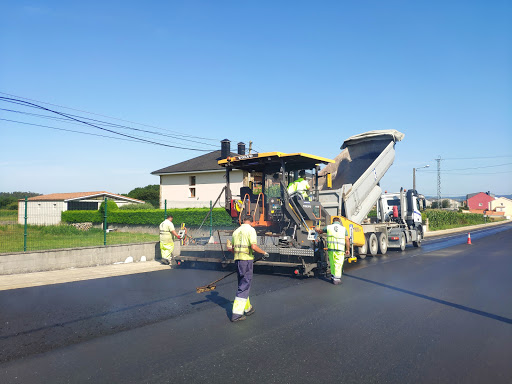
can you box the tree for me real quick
[431,201,439,209]
[0,192,41,210]
[126,185,159,207]
[442,199,450,209]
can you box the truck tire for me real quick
[377,232,388,255]
[357,242,367,259]
[399,233,406,251]
[413,233,422,247]
[368,233,378,256]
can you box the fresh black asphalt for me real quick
[1,224,511,383]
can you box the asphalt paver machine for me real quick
[176,151,349,276]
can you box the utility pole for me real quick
[436,156,441,208]
[248,141,253,154]
[413,164,429,191]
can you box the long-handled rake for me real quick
[196,255,264,294]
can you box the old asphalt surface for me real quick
[1,222,511,383]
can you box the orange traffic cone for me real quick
[467,233,472,245]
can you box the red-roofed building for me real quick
[466,192,495,212]
[18,192,144,225]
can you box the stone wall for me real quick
[0,241,181,275]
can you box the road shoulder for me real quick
[0,262,169,291]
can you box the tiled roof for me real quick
[23,192,144,203]
[151,150,239,175]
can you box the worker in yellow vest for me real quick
[159,214,183,265]
[325,217,350,285]
[228,215,269,322]
[287,170,310,200]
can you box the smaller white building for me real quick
[18,191,144,225]
[489,197,512,218]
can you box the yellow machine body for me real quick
[331,216,366,248]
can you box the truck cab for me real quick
[379,189,426,229]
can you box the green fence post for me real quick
[24,196,27,252]
[164,199,167,219]
[210,200,213,237]
[104,197,107,246]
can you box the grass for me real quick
[0,224,158,253]
[0,210,17,222]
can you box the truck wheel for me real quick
[357,242,367,259]
[399,233,406,251]
[368,233,378,256]
[413,233,422,248]
[377,232,388,255]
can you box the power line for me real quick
[423,162,512,172]
[0,107,219,148]
[0,118,216,148]
[428,170,512,175]
[0,97,211,151]
[441,155,512,160]
[0,118,145,143]
[0,91,219,141]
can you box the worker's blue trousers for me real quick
[232,260,253,320]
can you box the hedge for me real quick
[62,208,234,227]
[422,210,486,231]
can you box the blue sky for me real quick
[1,1,511,197]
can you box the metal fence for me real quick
[0,198,224,254]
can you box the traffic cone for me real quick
[467,233,472,245]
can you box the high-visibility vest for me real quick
[287,178,310,199]
[326,223,347,251]
[159,219,175,243]
[232,223,257,261]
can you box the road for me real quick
[1,224,511,383]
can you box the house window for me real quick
[478,203,482,207]
[67,201,99,210]
[189,176,196,186]
[189,188,196,198]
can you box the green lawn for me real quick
[0,224,158,253]
[0,210,17,222]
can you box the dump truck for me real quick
[175,129,424,275]
[317,130,426,258]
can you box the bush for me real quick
[99,200,118,214]
[422,209,486,231]
[6,201,18,210]
[62,210,103,223]
[62,208,234,227]
[119,203,154,210]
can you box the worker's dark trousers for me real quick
[232,260,253,320]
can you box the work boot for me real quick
[231,315,247,322]
[244,307,255,316]
[332,279,342,286]
[160,258,170,265]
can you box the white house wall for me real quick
[17,196,143,226]
[160,170,244,209]
[18,201,66,225]
[489,198,512,217]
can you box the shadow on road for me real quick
[344,274,512,325]
[191,291,232,320]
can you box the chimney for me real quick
[221,139,231,159]
[237,142,246,155]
